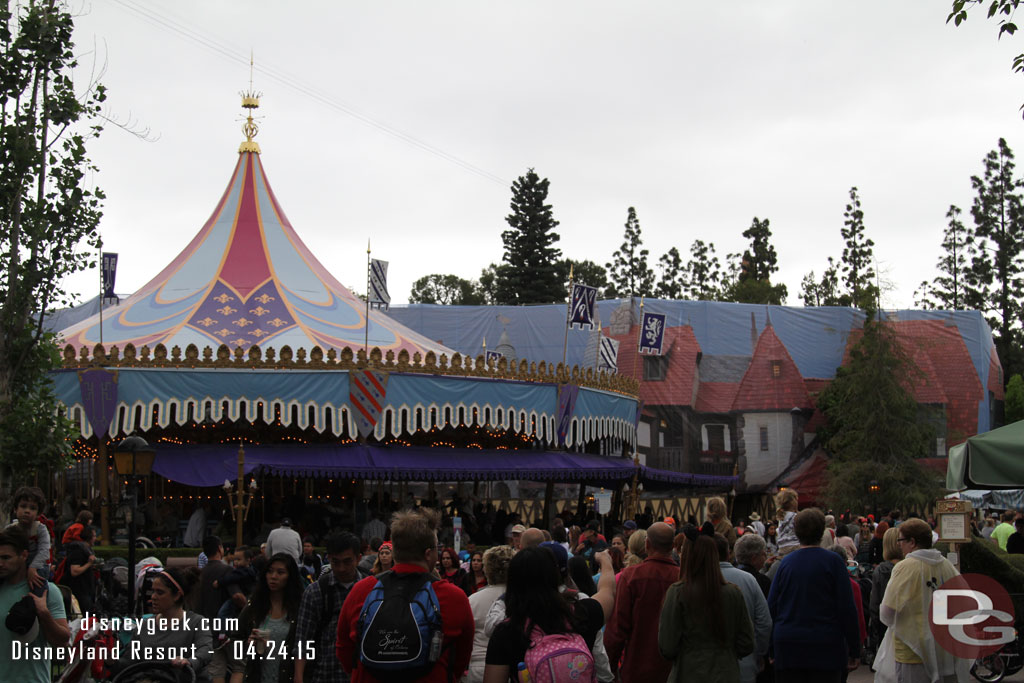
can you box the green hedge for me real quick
[956,535,1024,617]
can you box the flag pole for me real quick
[561,264,574,368]
[98,246,104,347]
[364,240,371,357]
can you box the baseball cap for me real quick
[585,520,600,532]
[663,516,676,527]
[510,524,526,534]
[280,518,292,528]
[623,520,638,531]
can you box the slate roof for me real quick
[732,324,813,412]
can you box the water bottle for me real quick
[518,662,531,683]
[429,628,443,662]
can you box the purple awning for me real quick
[153,444,638,487]
[641,465,738,489]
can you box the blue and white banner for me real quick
[568,283,598,329]
[598,335,620,372]
[368,259,391,310]
[485,350,503,365]
[102,252,119,301]
[638,311,666,355]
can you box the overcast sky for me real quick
[62,1,1024,311]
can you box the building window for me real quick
[936,437,946,457]
[759,425,769,451]
[701,423,731,452]
[771,360,782,378]
[643,355,669,381]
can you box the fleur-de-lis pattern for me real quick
[188,280,295,347]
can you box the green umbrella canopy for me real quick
[947,420,1024,490]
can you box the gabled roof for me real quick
[610,324,701,407]
[58,152,449,357]
[732,324,812,412]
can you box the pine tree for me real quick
[839,186,878,312]
[497,169,563,304]
[968,139,1024,371]
[655,247,687,299]
[606,207,655,298]
[684,240,722,301]
[915,205,972,310]
[1006,374,1024,424]
[730,217,787,304]
[819,318,939,512]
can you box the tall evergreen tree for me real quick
[656,247,687,299]
[730,217,787,304]
[497,169,563,304]
[818,317,938,512]
[968,139,1024,372]
[606,207,654,298]
[915,205,972,310]
[839,186,878,311]
[684,240,722,300]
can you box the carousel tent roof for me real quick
[57,150,448,358]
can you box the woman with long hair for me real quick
[438,547,466,586]
[853,519,874,563]
[868,527,904,655]
[371,541,393,575]
[482,547,615,683]
[765,521,779,555]
[624,528,648,568]
[122,567,212,681]
[568,555,598,596]
[658,524,754,682]
[466,546,514,683]
[231,552,304,682]
[461,550,487,596]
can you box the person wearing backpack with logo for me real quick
[482,546,616,683]
[336,508,475,683]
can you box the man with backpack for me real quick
[336,508,474,683]
[295,532,366,683]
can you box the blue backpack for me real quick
[356,571,445,681]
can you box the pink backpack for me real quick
[522,624,595,683]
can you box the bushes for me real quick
[958,534,1024,618]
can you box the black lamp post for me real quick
[869,479,880,520]
[114,434,156,616]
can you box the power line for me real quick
[107,0,509,186]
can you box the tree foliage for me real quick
[409,274,484,305]
[606,206,654,298]
[655,246,686,299]
[0,0,106,478]
[558,259,608,296]
[915,205,972,310]
[684,239,722,301]
[1006,373,1024,423]
[947,1,1024,114]
[839,187,878,312]
[968,139,1024,376]
[727,217,788,304]
[819,318,940,513]
[799,257,841,307]
[497,169,563,304]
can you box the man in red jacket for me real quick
[604,521,679,682]
[336,508,474,683]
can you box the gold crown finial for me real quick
[239,51,262,154]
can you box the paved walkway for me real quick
[848,663,1024,681]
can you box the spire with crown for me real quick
[239,55,261,154]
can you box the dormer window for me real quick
[644,355,669,381]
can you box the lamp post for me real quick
[114,434,156,616]
[222,445,258,549]
[869,479,880,520]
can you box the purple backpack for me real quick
[522,624,596,683]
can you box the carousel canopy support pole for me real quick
[576,482,586,518]
[98,437,110,544]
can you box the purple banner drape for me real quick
[78,368,118,437]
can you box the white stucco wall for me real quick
[742,412,794,487]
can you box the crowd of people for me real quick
[0,484,1001,683]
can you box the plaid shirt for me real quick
[296,569,366,683]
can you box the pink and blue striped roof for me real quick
[59,152,449,356]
